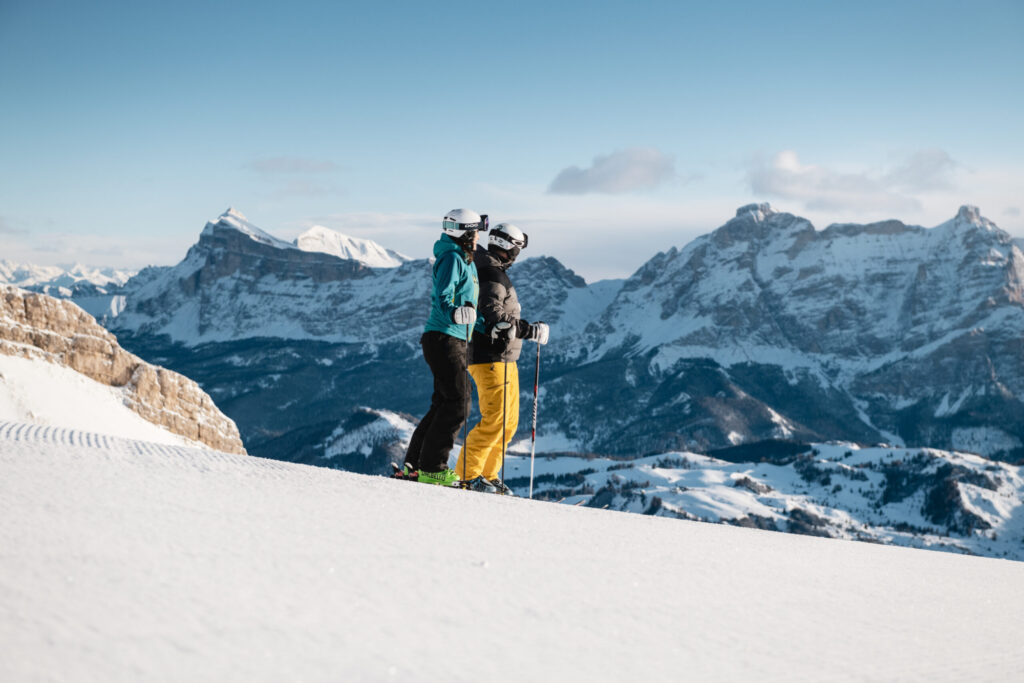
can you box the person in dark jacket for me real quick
[402,209,483,486]
[455,223,548,494]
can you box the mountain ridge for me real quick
[97,205,1023,461]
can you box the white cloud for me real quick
[747,150,925,213]
[883,149,959,193]
[464,182,735,281]
[548,148,675,195]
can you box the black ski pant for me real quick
[405,330,471,473]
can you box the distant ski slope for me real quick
[2,422,1023,682]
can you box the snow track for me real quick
[0,421,288,475]
[0,420,201,459]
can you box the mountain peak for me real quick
[736,203,776,220]
[203,208,294,250]
[939,205,1003,236]
[294,225,408,268]
[956,205,984,225]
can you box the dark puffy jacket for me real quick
[469,246,526,364]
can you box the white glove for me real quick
[452,305,476,326]
[529,322,549,345]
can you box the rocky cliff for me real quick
[0,285,246,454]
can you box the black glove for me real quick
[489,321,514,344]
[520,321,549,345]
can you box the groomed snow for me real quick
[2,424,1023,682]
[0,354,204,448]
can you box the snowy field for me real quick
[2,422,1024,682]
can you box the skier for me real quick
[455,223,548,494]
[401,209,483,486]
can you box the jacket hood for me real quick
[434,233,471,261]
[434,234,461,259]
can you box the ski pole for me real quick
[529,341,541,499]
[500,359,507,489]
[461,322,470,483]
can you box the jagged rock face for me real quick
[0,286,246,454]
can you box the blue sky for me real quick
[1,0,1022,280]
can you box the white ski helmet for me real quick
[442,208,486,238]
[489,223,528,251]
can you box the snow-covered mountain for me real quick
[0,259,137,322]
[106,205,1023,464]
[3,423,1023,682]
[111,208,429,344]
[295,224,409,267]
[0,259,135,293]
[538,203,1024,459]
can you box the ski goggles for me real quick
[443,214,489,232]
[489,229,528,250]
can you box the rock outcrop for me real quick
[0,285,246,454]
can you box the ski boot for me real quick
[460,476,498,493]
[488,478,515,496]
[391,463,419,481]
[417,468,460,487]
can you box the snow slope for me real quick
[2,423,1023,682]
[311,410,1024,560]
[0,354,205,448]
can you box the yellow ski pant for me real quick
[456,361,519,480]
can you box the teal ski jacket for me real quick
[424,234,479,340]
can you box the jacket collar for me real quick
[476,245,511,271]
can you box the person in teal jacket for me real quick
[402,208,483,486]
